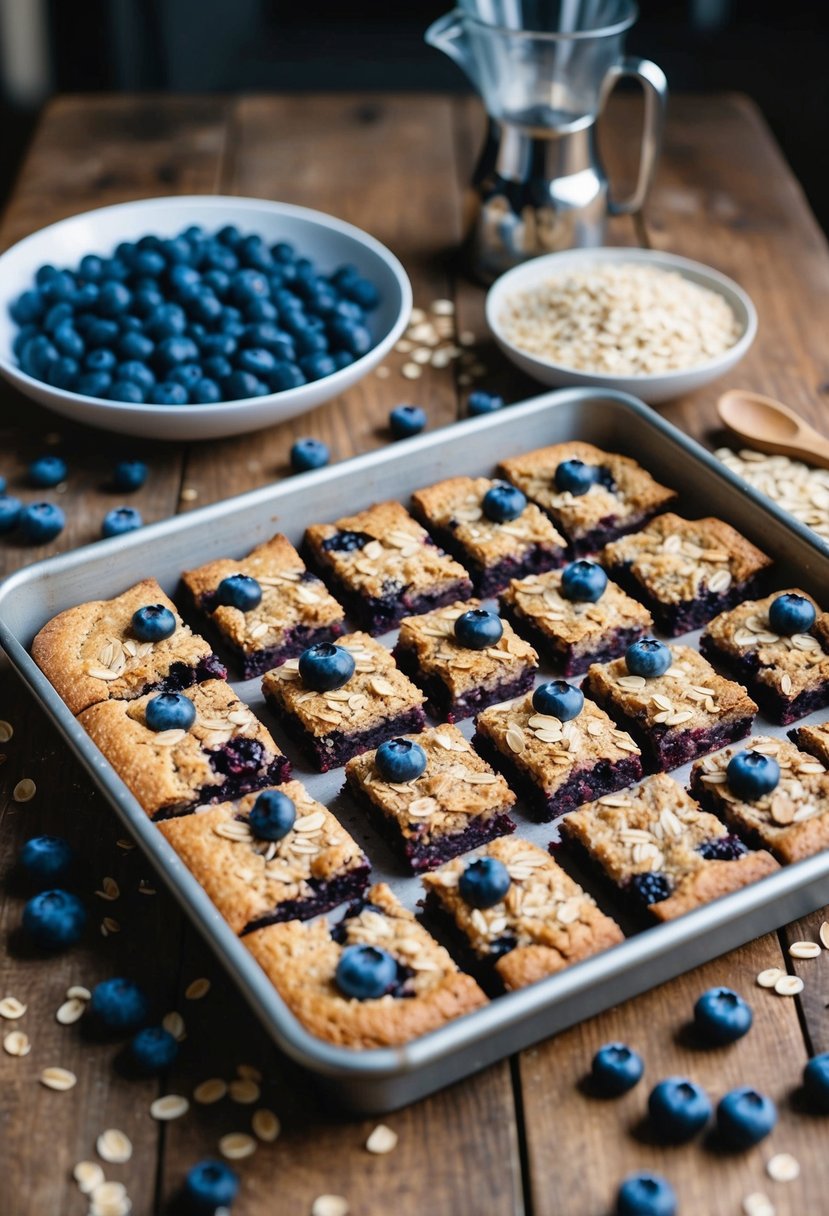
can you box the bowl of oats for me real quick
[486,247,757,404]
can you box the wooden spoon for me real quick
[717,389,829,470]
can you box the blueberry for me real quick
[203,355,233,382]
[300,353,337,381]
[560,559,608,603]
[44,356,80,390]
[19,502,65,544]
[109,380,146,403]
[335,944,398,1000]
[78,254,105,281]
[248,789,297,841]
[290,438,330,473]
[480,481,526,524]
[100,258,129,283]
[168,363,204,392]
[43,301,74,334]
[146,303,187,340]
[223,370,267,400]
[19,836,75,886]
[156,335,199,370]
[145,691,196,733]
[98,281,132,316]
[298,642,356,692]
[89,977,150,1034]
[13,324,37,359]
[85,347,118,372]
[240,324,292,358]
[22,889,86,950]
[184,1159,240,1214]
[35,265,59,288]
[42,270,77,300]
[86,318,120,348]
[389,404,427,440]
[631,871,671,906]
[21,334,59,377]
[615,1172,676,1216]
[118,331,154,361]
[10,289,45,324]
[803,1052,829,1111]
[693,986,753,1044]
[591,1043,644,1096]
[237,347,277,378]
[169,263,201,293]
[331,351,354,371]
[555,458,596,496]
[532,680,584,722]
[726,750,780,801]
[191,379,221,404]
[200,331,238,359]
[337,274,380,310]
[0,474,5,493]
[0,495,21,533]
[114,459,149,492]
[458,856,511,909]
[132,604,176,642]
[202,268,231,295]
[648,1076,712,1142]
[29,456,67,490]
[625,638,672,679]
[467,390,504,416]
[454,608,504,650]
[768,591,816,636]
[77,371,113,398]
[216,574,262,612]
[270,362,306,391]
[52,322,85,360]
[74,282,101,312]
[327,317,372,357]
[716,1086,777,1148]
[102,506,143,538]
[375,738,427,783]
[148,382,188,405]
[129,1026,179,1074]
[696,834,748,861]
[133,248,166,278]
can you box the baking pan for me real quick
[2,387,829,1114]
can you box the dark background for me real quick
[1,0,828,225]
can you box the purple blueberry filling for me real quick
[141,653,227,698]
[609,570,770,637]
[629,871,672,906]
[499,602,646,676]
[321,530,374,553]
[240,862,371,934]
[417,517,565,598]
[393,643,535,722]
[700,635,829,726]
[264,696,426,772]
[331,901,416,999]
[421,895,516,995]
[697,835,748,861]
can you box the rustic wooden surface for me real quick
[1,93,829,1216]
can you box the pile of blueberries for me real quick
[9,225,381,405]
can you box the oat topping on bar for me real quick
[703,591,829,698]
[501,569,651,647]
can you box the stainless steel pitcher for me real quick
[426,0,668,281]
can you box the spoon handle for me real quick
[773,433,829,470]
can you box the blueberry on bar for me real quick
[410,475,566,597]
[303,500,472,635]
[600,513,773,636]
[158,780,370,932]
[32,577,226,716]
[344,725,516,873]
[262,631,426,772]
[78,679,289,819]
[421,838,623,993]
[560,773,778,922]
[497,441,676,554]
[244,882,487,1048]
[393,600,538,722]
[181,533,345,678]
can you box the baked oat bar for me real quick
[304,500,472,634]
[691,736,829,865]
[497,441,675,553]
[181,533,345,678]
[560,773,779,922]
[421,837,623,993]
[600,513,773,636]
[244,882,487,1048]
[32,577,225,716]
[158,781,370,932]
[344,725,516,873]
[78,679,289,820]
[789,720,829,768]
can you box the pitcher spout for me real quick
[425,12,479,86]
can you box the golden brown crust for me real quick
[651,850,779,920]
[791,720,829,768]
[496,921,625,991]
[500,569,652,649]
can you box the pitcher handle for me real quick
[602,57,668,217]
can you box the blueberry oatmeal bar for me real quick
[393,601,538,722]
[181,533,345,678]
[690,737,829,865]
[789,720,829,768]
[344,725,516,873]
[158,781,370,932]
[304,501,472,634]
[244,882,487,1048]
[497,441,675,553]
[262,632,426,771]
[32,578,225,716]
[560,774,779,922]
[583,643,757,772]
[700,590,829,725]
[79,680,289,820]
[600,514,772,636]
[421,838,623,993]
[410,475,567,596]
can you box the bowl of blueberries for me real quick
[0,195,412,440]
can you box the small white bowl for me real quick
[0,196,412,440]
[485,247,757,406]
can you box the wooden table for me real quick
[2,93,829,1216]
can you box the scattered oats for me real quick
[756,968,783,988]
[366,1124,398,1154]
[459,330,475,345]
[3,1030,30,1056]
[180,486,198,502]
[312,1197,349,1216]
[375,365,390,379]
[774,974,804,996]
[57,997,87,1025]
[185,977,211,1000]
[162,1011,186,1040]
[100,917,120,936]
[819,921,829,950]
[229,1078,260,1104]
[150,1094,189,1120]
[116,838,135,851]
[789,940,821,960]
[0,720,13,742]
[137,881,156,896]
[73,1161,104,1194]
[194,1078,227,1105]
[89,1179,129,1215]
[411,347,432,365]
[236,1063,262,1082]
[40,1066,77,1091]
[401,362,422,380]
[0,997,26,1019]
[67,985,91,1002]
[767,1153,800,1183]
[742,1193,775,1216]
[13,778,36,802]
[431,298,455,316]
[219,1132,257,1160]
[96,1129,132,1164]
[96,877,120,901]
[251,1108,281,1142]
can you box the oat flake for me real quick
[185,977,211,1000]
[56,998,86,1025]
[251,1108,281,1142]
[97,1129,133,1164]
[229,1078,260,1105]
[219,1132,257,1160]
[40,1066,77,1091]
[0,996,26,1019]
[13,778,36,802]
[0,720,13,742]
[774,974,804,996]
[194,1078,227,1104]
[366,1124,398,1154]
[756,968,783,988]
[73,1161,104,1194]
[3,1030,30,1056]
[766,1152,800,1182]
[312,1197,349,1216]
[150,1094,189,1120]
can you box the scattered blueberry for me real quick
[555,458,596,496]
[129,1026,179,1074]
[109,379,145,403]
[696,834,748,861]
[532,680,584,722]
[131,604,176,642]
[768,591,816,636]
[102,506,143,538]
[248,789,297,841]
[290,437,330,473]
[459,856,511,909]
[215,573,262,612]
[0,475,5,493]
[726,750,780,801]
[631,872,671,906]
[183,1159,240,1214]
[454,607,504,650]
[615,1172,676,1216]
[22,889,86,951]
[113,459,149,492]
[591,1043,644,1096]
[0,495,22,533]
[389,404,426,440]
[148,381,188,405]
[89,977,150,1034]
[482,481,526,523]
[803,1052,829,1111]
[716,1086,777,1148]
[693,986,753,1044]
[648,1077,712,1142]
[19,501,65,544]
[467,390,504,416]
[625,638,672,679]
[145,692,197,733]
[19,835,75,886]
[28,454,67,488]
[335,944,398,1000]
[298,642,355,692]
[560,559,608,603]
[375,738,427,783]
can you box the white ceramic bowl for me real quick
[0,196,412,440]
[485,247,757,406]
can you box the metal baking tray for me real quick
[2,388,829,1114]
